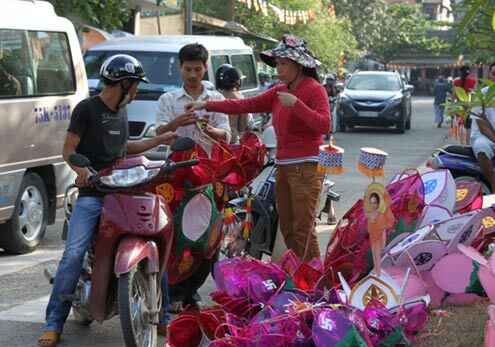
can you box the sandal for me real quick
[38,331,60,347]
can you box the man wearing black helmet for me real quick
[216,64,252,144]
[38,55,176,347]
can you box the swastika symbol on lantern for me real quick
[414,252,433,266]
[262,279,277,291]
[320,317,335,331]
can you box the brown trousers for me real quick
[275,162,324,261]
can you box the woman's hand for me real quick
[185,100,207,112]
[277,92,298,107]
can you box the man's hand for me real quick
[156,112,197,135]
[172,111,197,130]
[185,100,207,112]
[277,92,298,107]
[74,167,92,187]
[156,131,177,145]
[204,125,227,141]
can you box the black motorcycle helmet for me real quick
[325,73,337,85]
[99,54,149,85]
[215,64,241,90]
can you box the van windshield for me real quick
[84,51,182,100]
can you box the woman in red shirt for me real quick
[188,35,330,261]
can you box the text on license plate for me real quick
[359,111,378,117]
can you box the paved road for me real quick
[0,97,449,347]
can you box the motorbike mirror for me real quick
[171,137,195,152]
[69,153,91,168]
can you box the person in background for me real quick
[433,74,450,128]
[259,72,271,91]
[0,44,21,96]
[187,34,330,262]
[453,65,477,144]
[215,64,252,144]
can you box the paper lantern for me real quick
[318,144,344,174]
[357,147,388,177]
[416,204,453,229]
[431,253,481,294]
[421,169,456,212]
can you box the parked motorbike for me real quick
[428,144,491,193]
[46,137,198,347]
[226,124,340,259]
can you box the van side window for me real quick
[0,29,29,97]
[29,31,76,95]
[230,54,257,90]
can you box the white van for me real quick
[0,1,87,253]
[84,35,260,140]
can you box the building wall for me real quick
[138,14,184,35]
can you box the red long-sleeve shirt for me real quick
[206,77,331,161]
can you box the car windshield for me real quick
[346,74,401,91]
[84,51,182,99]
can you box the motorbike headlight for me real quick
[100,166,160,187]
[144,125,156,138]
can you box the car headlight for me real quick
[100,166,160,187]
[144,125,156,138]
[390,96,402,105]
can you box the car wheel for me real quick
[338,115,346,132]
[0,172,49,254]
[396,113,406,134]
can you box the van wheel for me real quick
[0,173,48,254]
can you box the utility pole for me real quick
[156,0,163,35]
[185,0,193,34]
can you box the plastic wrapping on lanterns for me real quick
[324,170,425,285]
[312,309,368,346]
[213,257,286,304]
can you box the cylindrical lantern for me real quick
[357,147,388,177]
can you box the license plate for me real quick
[359,111,378,117]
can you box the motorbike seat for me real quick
[440,144,475,159]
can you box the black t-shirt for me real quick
[68,96,129,196]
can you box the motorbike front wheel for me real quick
[118,267,157,347]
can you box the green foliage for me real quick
[334,1,447,64]
[368,4,447,64]
[452,0,495,63]
[47,0,130,31]
[193,0,358,71]
[292,17,358,71]
[333,0,388,53]
[444,80,495,122]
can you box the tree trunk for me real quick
[226,0,235,21]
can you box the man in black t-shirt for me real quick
[39,55,176,347]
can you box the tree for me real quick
[369,4,447,65]
[193,0,358,70]
[47,0,130,31]
[452,0,495,63]
[333,0,388,53]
